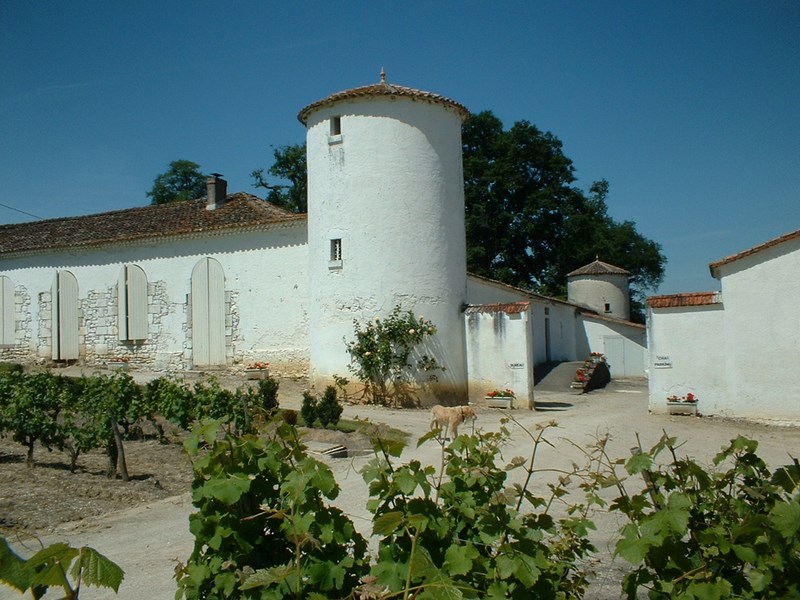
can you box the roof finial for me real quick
[380,67,386,83]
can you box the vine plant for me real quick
[582,432,800,599]
[359,418,595,599]
[175,418,368,600]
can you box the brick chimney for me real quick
[206,173,227,210]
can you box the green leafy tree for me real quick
[147,159,206,205]
[251,144,307,213]
[463,111,665,319]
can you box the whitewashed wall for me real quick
[578,316,646,377]
[467,276,577,364]
[465,306,534,409]
[0,223,310,374]
[714,237,800,421]
[305,96,468,403]
[647,304,726,415]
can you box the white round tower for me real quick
[567,258,631,320]
[300,72,469,404]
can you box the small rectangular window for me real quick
[330,116,341,136]
[604,303,611,313]
[329,238,343,268]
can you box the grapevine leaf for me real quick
[444,543,479,576]
[200,474,251,504]
[0,537,31,592]
[240,564,293,590]
[27,543,79,589]
[417,429,440,448]
[770,500,800,538]
[625,451,653,475]
[373,511,405,536]
[72,546,125,592]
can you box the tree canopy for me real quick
[254,110,665,320]
[462,111,664,317]
[251,144,307,213]
[147,160,206,205]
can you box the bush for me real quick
[300,391,317,427]
[254,375,280,416]
[346,305,443,406]
[316,385,342,428]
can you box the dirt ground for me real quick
[2,372,800,599]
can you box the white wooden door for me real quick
[191,258,226,366]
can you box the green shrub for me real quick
[360,419,594,598]
[346,305,443,406]
[255,375,280,416]
[300,391,317,427]
[0,362,23,376]
[316,385,343,428]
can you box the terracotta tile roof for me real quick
[647,291,722,309]
[709,228,800,278]
[567,259,629,277]
[0,193,305,256]
[298,75,469,124]
[464,302,530,315]
[577,310,646,330]
[467,273,577,309]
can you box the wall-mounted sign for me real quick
[508,362,525,369]
[654,355,672,369]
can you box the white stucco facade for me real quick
[647,229,800,423]
[0,222,310,374]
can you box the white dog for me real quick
[430,405,477,439]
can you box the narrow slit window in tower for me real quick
[329,238,343,269]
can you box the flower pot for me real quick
[666,401,698,416]
[245,368,269,380]
[486,396,513,409]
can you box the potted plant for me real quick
[244,361,270,380]
[666,393,699,416]
[485,388,515,409]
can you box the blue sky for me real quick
[1,2,797,295]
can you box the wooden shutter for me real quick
[0,276,13,345]
[118,265,148,340]
[191,258,225,366]
[53,271,79,360]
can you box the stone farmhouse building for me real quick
[647,228,800,423]
[0,76,646,408]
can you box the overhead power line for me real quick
[0,202,44,221]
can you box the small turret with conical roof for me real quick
[567,257,630,320]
